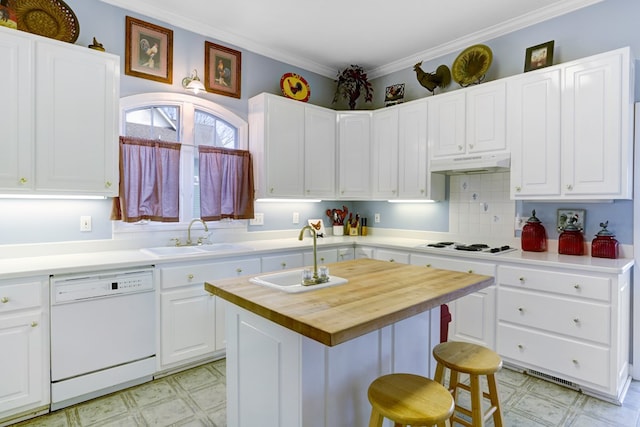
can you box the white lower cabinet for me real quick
[497,264,631,403]
[372,248,410,264]
[410,254,496,349]
[0,277,49,424]
[261,252,303,272]
[158,258,260,369]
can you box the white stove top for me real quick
[415,241,518,256]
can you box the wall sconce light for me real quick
[182,69,206,95]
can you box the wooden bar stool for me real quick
[367,373,454,427]
[433,341,503,427]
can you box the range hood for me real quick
[430,152,510,175]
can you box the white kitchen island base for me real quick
[224,302,441,427]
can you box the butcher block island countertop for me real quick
[204,258,494,347]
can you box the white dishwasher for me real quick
[50,267,156,410]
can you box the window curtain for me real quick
[199,146,254,221]
[111,136,181,222]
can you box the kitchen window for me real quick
[114,93,248,234]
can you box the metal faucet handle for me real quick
[170,238,182,246]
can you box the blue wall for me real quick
[0,0,638,245]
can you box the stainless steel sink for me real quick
[250,270,348,293]
[141,243,253,257]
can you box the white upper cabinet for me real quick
[508,68,562,198]
[0,27,119,196]
[371,107,399,199]
[509,47,633,200]
[372,100,444,200]
[35,39,119,196]
[0,29,33,192]
[304,105,336,199]
[249,93,336,199]
[429,80,506,158]
[561,47,633,199]
[337,112,371,199]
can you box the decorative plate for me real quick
[452,44,493,87]
[9,0,79,43]
[280,72,311,102]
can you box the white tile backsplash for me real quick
[449,172,515,240]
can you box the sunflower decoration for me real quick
[452,44,493,87]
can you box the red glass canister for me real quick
[521,210,547,252]
[558,218,584,255]
[591,221,619,259]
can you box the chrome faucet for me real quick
[187,218,209,245]
[298,225,328,285]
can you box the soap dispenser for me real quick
[521,210,547,252]
[558,217,584,255]
[591,221,619,259]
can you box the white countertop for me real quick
[0,234,633,280]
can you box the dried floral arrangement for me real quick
[332,65,374,110]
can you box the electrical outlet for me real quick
[250,213,264,226]
[374,213,381,223]
[80,216,92,232]
[292,212,299,224]
[515,216,525,231]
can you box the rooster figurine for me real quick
[413,62,451,95]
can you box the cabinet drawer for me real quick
[497,324,610,388]
[0,281,41,312]
[498,288,610,344]
[499,266,610,302]
[209,258,261,280]
[411,254,496,276]
[161,264,217,289]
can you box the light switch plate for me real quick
[80,216,92,232]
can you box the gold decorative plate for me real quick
[452,44,493,87]
[9,0,79,43]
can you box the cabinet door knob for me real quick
[519,277,525,283]
[236,268,242,273]
[105,181,112,188]
[1,297,8,303]
[515,186,521,192]
[467,269,473,274]
[517,344,524,350]
[468,144,474,150]
[320,257,325,262]
[425,264,432,268]
[573,318,580,324]
[573,284,581,290]
[281,262,286,268]
[572,359,579,365]
[458,145,463,151]
[566,184,573,191]
[269,187,275,193]
[188,273,194,280]
[518,307,524,313]
[388,259,395,263]
[31,321,38,327]
[19,177,28,184]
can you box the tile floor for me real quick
[10,359,640,426]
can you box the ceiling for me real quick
[101,0,602,79]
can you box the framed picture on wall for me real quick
[524,40,554,72]
[205,41,242,98]
[125,16,173,84]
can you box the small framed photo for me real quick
[524,40,554,72]
[384,83,405,106]
[557,208,585,232]
[205,41,242,98]
[125,16,173,84]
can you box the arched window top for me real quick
[120,92,248,149]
